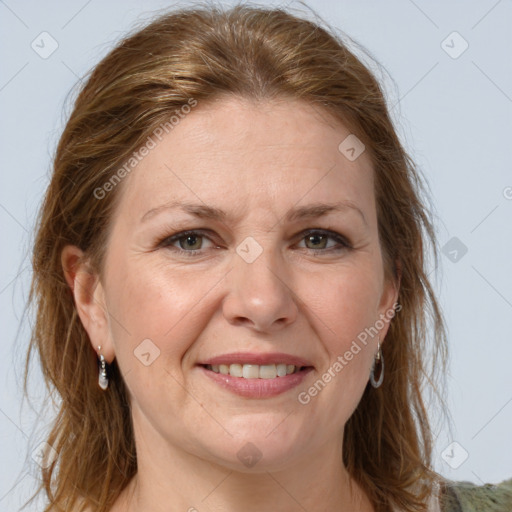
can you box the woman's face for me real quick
[72,96,398,472]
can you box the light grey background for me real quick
[1,0,511,510]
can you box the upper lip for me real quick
[199,352,314,368]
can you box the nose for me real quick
[222,243,298,334]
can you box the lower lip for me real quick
[198,365,314,398]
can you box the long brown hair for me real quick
[24,4,447,511]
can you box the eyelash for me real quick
[157,229,352,258]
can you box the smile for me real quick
[203,363,304,379]
[198,364,314,398]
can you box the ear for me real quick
[376,258,401,342]
[61,245,115,363]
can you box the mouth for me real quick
[196,352,315,398]
[197,362,314,398]
[200,363,312,379]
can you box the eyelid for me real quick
[295,228,352,249]
[157,227,352,257]
[156,229,218,250]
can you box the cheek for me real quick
[104,258,223,369]
[306,264,382,350]
[300,264,381,403]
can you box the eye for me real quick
[157,228,351,258]
[158,230,216,257]
[296,229,351,254]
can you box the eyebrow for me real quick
[140,200,367,226]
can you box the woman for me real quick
[24,4,512,512]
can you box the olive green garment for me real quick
[439,478,512,512]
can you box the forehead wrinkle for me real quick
[140,199,367,227]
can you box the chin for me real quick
[209,443,303,474]
[199,422,311,473]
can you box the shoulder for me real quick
[438,477,512,512]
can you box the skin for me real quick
[62,96,399,512]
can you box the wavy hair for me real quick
[24,3,447,511]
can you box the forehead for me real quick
[115,96,375,224]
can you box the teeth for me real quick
[205,363,303,379]
[229,363,243,377]
[259,364,277,379]
[276,364,287,377]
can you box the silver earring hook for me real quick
[370,338,384,388]
[97,345,109,390]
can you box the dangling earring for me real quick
[370,338,384,388]
[97,345,109,390]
